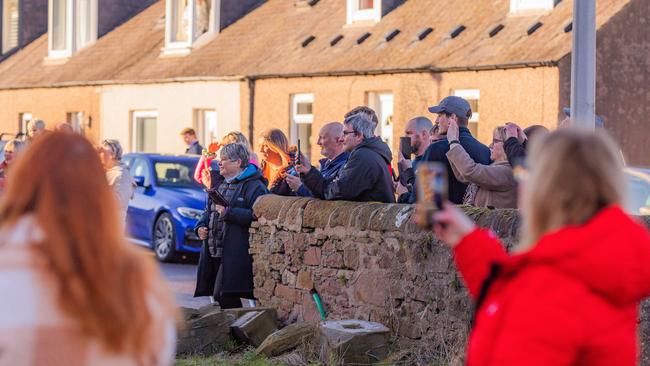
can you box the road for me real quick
[158,261,211,309]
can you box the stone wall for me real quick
[250,196,522,351]
[250,195,650,362]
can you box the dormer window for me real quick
[164,0,218,56]
[2,0,19,54]
[48,0,97,59]
[347,0,381,24]
[510,0,555,13]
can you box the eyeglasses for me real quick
[342,130,357,135]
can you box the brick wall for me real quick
[250,195,650,362]
[558,0,650,167]
[0,86,101,142]
[251,68,560,164]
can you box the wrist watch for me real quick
[449,140,461,146]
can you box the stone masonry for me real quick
[250,195,650,363]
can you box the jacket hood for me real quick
[356,137,392,164]
[233,164,264,184]
[508,206,650,306]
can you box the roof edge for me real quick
[0,60,559,90]
[248,60,559,80]
[0,75,247,91]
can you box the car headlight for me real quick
[177,207,203,220]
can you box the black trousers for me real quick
[212,257,255,309]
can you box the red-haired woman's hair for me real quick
[0,132,176,362]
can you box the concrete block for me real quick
[231,310,278,347]
[319,320,390,364]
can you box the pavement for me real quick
[158,260,211,309]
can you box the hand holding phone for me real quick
[415,162,448,229]
[400,136,412,160]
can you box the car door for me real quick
[127,157,158,241]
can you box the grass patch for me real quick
[176,348,287,366]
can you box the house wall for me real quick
[100,81,241,154]
[558,0,650,167]
[0,86,101,141]
[252,67,560,163]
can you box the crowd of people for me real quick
[1,94,649,365]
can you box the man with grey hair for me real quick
[26,119,46,141]
[285,122,350,197]
[98,139,134,223]
[297,111,395,203]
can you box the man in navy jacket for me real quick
[421,96,491,204]
[285,122,349,198]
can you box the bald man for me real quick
[397,116,434,203]
[287,122,350,198]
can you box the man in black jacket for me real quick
[297,111,395,203]
[421,96,491,204]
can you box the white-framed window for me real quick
[47,0,97,59]
[66,111,85,133]
[453,89,480,137]
[2,0,19,54]
[346,0,381,24]
[18,112,32,134]
[194,109,217,147]
[290,93,313,162]
[367,92,393,150]
[164,0,218,56]
[510,0,554,12]
[131,111,158,153]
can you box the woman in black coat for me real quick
[194,143,268,308]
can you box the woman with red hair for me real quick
[0,132,177,365]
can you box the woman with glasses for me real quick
[445,120,517,209]
[98,139,134,223]
[431,128,650,366]
[194,143,268,307]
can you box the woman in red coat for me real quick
[432,129,650,365]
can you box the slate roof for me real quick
[0,0,632,89]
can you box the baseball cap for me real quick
[428,96,472,119]
[563,107,604,128]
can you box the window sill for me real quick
[43,55,71,65]
[160,45,192,57]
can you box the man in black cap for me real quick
[421,96,491,204]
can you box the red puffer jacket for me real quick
[454,206,650,366]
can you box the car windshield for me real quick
[154,161,201,188]
[625,171,650,216]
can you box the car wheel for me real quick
[153,212,176,262]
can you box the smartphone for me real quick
[207,188,229,207]
[416,162,448,229]
[400,136,412,160]
[286,166,299,177]
[297,139,302,165]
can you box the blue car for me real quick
[123,153,216,262]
